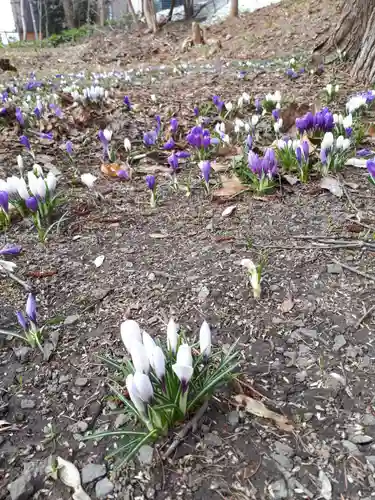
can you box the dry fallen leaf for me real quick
[319,470,332,500]
[320,177,343,198]
[213,175,247,200]
[280,296,294,313]
[56,457,91,500]
[94,255,105,268]
[101,163,123,177]
[283,174,299,185]
[234,394,294,432]
[345,158,367,168]
[137,165,171,174]
[221,205,237,218]
[211,162,230,173]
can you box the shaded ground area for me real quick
[1,0,375,499]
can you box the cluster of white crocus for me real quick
[274,118,283,134]
[225,102,233,112]
[237,92,251,108]
[333,113,344,126]
[265,91,282,108]
[277,138,301,150]
[214,123,230,144]
[0,167,57,201]
[325,84,340,97]
[346,95,367,114]
[71,86,109,104]
[240,259,262,298]
[321,131,350,152]
[121,318,212,417]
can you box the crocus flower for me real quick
[173,345,193,393]
[255,98,262,113]
[130,341,150,374]
[124,138,131,152]
[142,331,156,363]
[175,151,190,159]
[152,346,166,381]
[26,293,37,323]
[320,148,327,165]
[357,148,373,157]
[38,132,53,140]
[272,109,279,121]
[126,374,146,414]
[117,169,129,179]
[163,138,175,150]
[16,311,27,330]
[199,160,211,183]
[0,191,9,213]
[46,172,57,192]
[155,115,161,133]
[212,95,224,113]
[367,159,375,177]
[133,372,153,402]
[295,146,302,164]
[199,321,211,358]
[66,141,73,155]
[0,245,22,256]
[168,152,179,171]
[16,107,24,126]
[246,135,253,150]
[321,132,334,151]
[274,118,283,134]
[146,175,156,191]
[301,140,309,161]
[81,173,97,189]
[193,106,199,117]
[26,196,38,212]
[20,135,31,150]
[170,118,178,133]
[34,106,42,119]
[167,318,178,353]
[120,319,142,353]
[123,95,132,110]
[143,130,158,147]
[0,259,17,273]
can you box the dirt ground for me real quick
[1,0,375,499]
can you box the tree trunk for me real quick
[229,0,238,17]
[191,21,203,44]
[184,0,193,19]
[315,0,375,82]
[167,0,176,21]
[97,0,105,25]
[43,0,49,37]
[62,0,75,28]
[86,0,91,24]
[20,0,27,40]
[126,0,138,23]
[143,0,157,32]
[28,0,38,39]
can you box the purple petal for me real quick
[26,293,37,323]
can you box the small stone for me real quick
[342,440,361,455]
[333,334,346,351]
[75,377,88,387]
[363,414,375,426]
[146,487,155,499]
[350,435,373,445]
[148,272,156,281]
[68,421,88,433]
[14,412,25,423]
[138,445,153,465]
[95,477,114,498]
[204,433,223,447]
[274,441,295,457]
[366,456,375,466]
[64,314,80,326]
[198,286,210,301]
[13,347,31,363]
[268,478,288,499]
[227,411,239,426]
[327,263,342,274]
[298,328,318,339]
[59,374,70,384]
[82,463,106,484]
[271,452,293,470]
[114,414,127,429]
[20,399,35,410]
[7,475,34,500]
[295,370,307,382]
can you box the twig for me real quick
[5,272,33,292]
[163,400,208,459]
[354,304,375,328]
[332,259,375,281]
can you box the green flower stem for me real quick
[179,390,188,415]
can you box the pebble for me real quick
[68,421,88,433]
[350,435,373,445]
[7,475,34,500]
[198,285,210,301]
[82,463,107,484]
[138,445,154,465]
[204,433,223,447]
[268,478,288,499]
[114,414,127,429]
[13,347,31,363]
[366,456,375,466]
[75,377,88,387]
[227,411,239,426]
[20,399,35,410]
[64,314,80,326]
[333,334,346,351]
[148,272,156,281]
[342,439,361,455]
[363,414,375,426]
[59,374,71,384]
[95,477,114,498]
[271,452,293,471]
[274,441,295,457]
[327,263,342,274]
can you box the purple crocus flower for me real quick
[15,107,24,126]
[168,152,179,171]
[175,151,190,159]
[26,196,38,212]
[0,245,22,256]
[0,191,9,213]
[117,169,129,179]
[26,293,37,323]
[200,160,211,183]
[295,146,302,164]
[296,117,306,134]
[146,175,156,191]
[367,159,375,177]
[302,140,309,161]
[264,148,277,171]
[255,98,262,114]
[16,311,28,330]
[155,115,161,133]
[34,106,42,119]
[20,135,31,150]
[66,141,73,155]
[320,148,327,165]
[286,68,295,78]
[212,95,224,113]
[238,70,247,79]
[143,130,158,147]
[49,103,63,118]
[357,148,373,157]
[38,132,53,140]
[272,109,279,121]
[202,135,211,149]
[123,95,132,110]
[246,135,253,150]
[0,107,6,115]
[345,127,353,137]
[170,118,178,133]
[163,138,175,150]
[193,106,199,117]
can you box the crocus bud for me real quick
[225,102,233,111]
[103,129,112,142]
[124,138,131,152]
[26,293,37,323]
[199,321,211,358]
[17,178,29,200]
[17,155,24,173]
[46,172,57,193]
[342,114,352,129]
[167,318,178,353]
[342,138,351,151]
[16,311,27,330]
[321,132,334,151]
[130,342,150,374]
[27,171,39,196]
[176,344,193,367]
[326,84,333,96]
[251,115,259,127]
[36,177,46,199]
[133,372,153,402]
[126,374,145,414]
[241,259,261,299]
[121,319,142,353]
[25,196,38,212]
[336,136,344,150]
[172,364,193,394]
[152,346,165,380]
[142,331,156,363]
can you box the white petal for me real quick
[36,177,46,198]
[176,344,193,367]
[80,173,97,189]
[199,321,211,357]
[126,374,145,413]
[120,319,142,353]
[142,331,156,363]
[46,172,57,192]
[167,318,178,353]
[152,346,165,379]
[240,258,256,271]
[17,178,29,200]
[0,260,17,273]
[56,457,81,489]
[172,364,193,384]
[133,372,153,402]
[130,342,150,374]
[93,255,105,268]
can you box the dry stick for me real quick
[5,272,33,292]
[332,259,375,281]
[354,304,375,329]
[163,400,208,459]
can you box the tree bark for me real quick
[143,0,157,32]
[97,0,105,25]
[127,0,138,24]
[20,0,27,40]
[62,0,75,28]
[28,0,39,39]
[315,0,375,82]
[229,0,238,17]
[184,0,194,19]
[167,0,176,21]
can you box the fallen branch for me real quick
[354,304,375,329]
[332,259,375,281]
[163,400,208,459]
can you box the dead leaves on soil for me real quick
[234,394,294,432]
[213,175,248,200]
[320,176,343,198]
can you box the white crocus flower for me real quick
[326,84,333,96]
[0,180,9,192]
[277,139,287,149]
[130,341,150,374]
[172,363,193,387]
[276,102,281,110]
[241,259,261,299]
[17,155,24,174]
[0,259,17,273]
[6,176,21,195]
[222,134,230,144]
[289,58,295,65]
[225,102,233,111]
[103,129,112,142]
[133,372,153,402]
[176,344,193,368]
[251,115,259,127]
[167,318,178,353]
[80,173,97,190]
[346,95,367,114]
[121,319,142,353]
[321,132,334,151]
[152,346,166,380]
[292,139,301,150]
[333,113,343,125]
[151,94,157,102]
[342,114,353,129]
[126,374,145,414]
[46,172,57,193]
[342,138,351,150]
[199,321,211,358]
[32,164,44,176]
[336,136,344,150]
[273,118,283,133]
[27,172,39,196]
[142,331,156,363]
[335,84,340,93]
[17,178,29,200]
[36,177,46,199]
[124,138,131,152]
